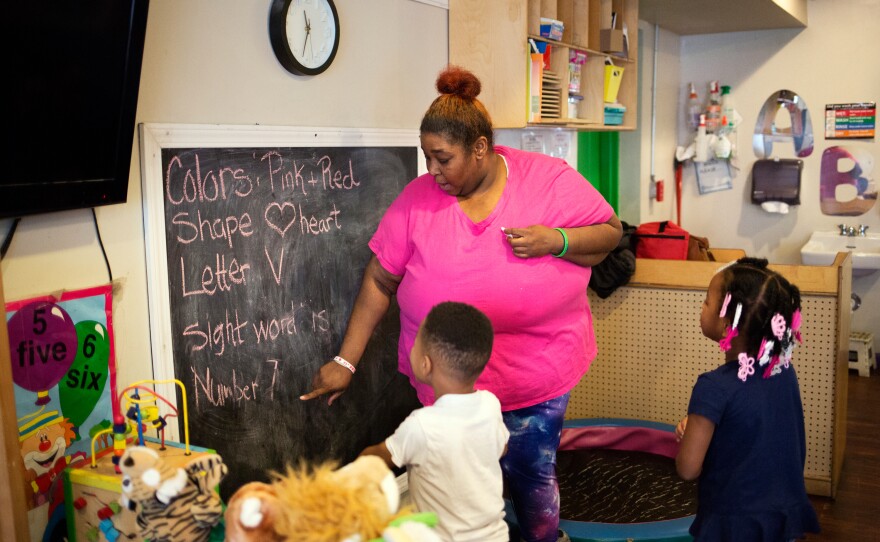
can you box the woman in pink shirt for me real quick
[302,66,622,542]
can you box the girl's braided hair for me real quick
[718,257,803,371]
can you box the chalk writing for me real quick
[252,302,302,344]
[180,253,252,297]
[264,202,297,237]
[165,153,254,205]
[317,156,359,190]
[190,358,280,409]
[156,144,419,499]
[171,210,254,248]
[265,246,285,285]
[182,309,248,357]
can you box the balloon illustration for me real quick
[7,301,78,405]
[60,321,110,429]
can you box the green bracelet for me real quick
[552,227,569,258]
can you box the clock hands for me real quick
[302,10,311,58]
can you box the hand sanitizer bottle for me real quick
[705,81,722,133]
[695,114,709,163]
[720,85,735,126]
[686,82,701,131]
[714,116,732,159]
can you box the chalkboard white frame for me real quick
[139,123,423,441]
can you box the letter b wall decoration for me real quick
[820,146,876,216]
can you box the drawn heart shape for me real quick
[264,202,296,237]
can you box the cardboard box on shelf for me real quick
[600,29,624,53]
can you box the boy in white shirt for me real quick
[361,301,509,542]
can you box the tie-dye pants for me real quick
[501,392,571,542]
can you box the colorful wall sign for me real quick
[825,102,876,139]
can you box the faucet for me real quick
[838,224,870,236]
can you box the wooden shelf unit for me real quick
[450,0,638,131]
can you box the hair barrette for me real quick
[738,352,755,382]
[757,338,774,366]
[731,303,742,329]
[771,313,787,340]
[719,292,732,318]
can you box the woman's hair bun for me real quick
[436,65,481,100]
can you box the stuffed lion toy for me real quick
[225,455,440,542]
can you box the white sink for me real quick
[800,230,880,276]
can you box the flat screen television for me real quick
[3,0,150,219]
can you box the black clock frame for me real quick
[269,0,340,76]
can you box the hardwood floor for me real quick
[808,370,880,541]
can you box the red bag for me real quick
[635,221,690,260]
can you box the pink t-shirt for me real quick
[369,146,613,410]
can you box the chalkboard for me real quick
[140,124,423,498]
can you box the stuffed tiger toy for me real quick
[119,446,226,542]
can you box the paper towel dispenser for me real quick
[751,158,803,205]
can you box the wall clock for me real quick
[269,0,340,76]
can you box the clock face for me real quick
[269,0,339,76]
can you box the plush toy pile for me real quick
[224,455,440,542]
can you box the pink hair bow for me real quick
[719,326,738,352]
[791,309,803,343]
[757,337,768,362]
[764,355,781,378]
[738,352,755,382]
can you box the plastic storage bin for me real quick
[568,94,583,118]
[605,103,626,125]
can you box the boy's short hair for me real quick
[422,301,493,380]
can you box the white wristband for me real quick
[333,355,356,374]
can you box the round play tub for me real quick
[505,418,696,542]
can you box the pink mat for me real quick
[559,426,679,458]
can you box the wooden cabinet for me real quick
[639,0,806,35]
[449,0,638,131]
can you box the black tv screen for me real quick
[3,0,150,219]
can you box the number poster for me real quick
[5,284,116,540]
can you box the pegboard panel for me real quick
[797,296,839,479]
[570,287,839,484]
[570,288,710,424]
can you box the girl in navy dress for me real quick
[676,257,820,541]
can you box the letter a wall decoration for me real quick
[5,284,116,540]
